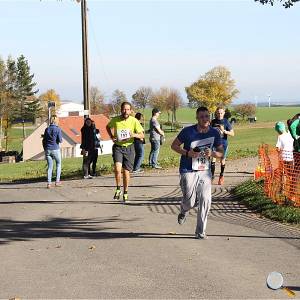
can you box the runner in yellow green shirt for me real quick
[107,102,144,203]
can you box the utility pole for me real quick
[81,0,90,118]
[268,94,271,108]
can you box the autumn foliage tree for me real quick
[0,57,15,150]
[185,66,239,113]
[89,86,104,115]
[39,89,61,119]
[234,103,256,120]
[110,89,127,115]
[165,89,182,123]
[132,87,153,112]
[149,87,170,114]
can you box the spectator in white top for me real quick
[275,121,294,162]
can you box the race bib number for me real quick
[192,148,209,171]
[117,129,131,141]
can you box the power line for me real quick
[87,6,112,98]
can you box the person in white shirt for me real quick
[275,121,294,200]
[275,121,294,163]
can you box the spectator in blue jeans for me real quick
[42,115,62,189]
[149,108,165,169]
[133,112,145,173]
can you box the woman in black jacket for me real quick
[80,117,95,179]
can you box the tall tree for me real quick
[0,57,7,150]
[234,103,256,120]
[149,87,170,118]
[165,89,182,123]
[132,87,153,111]
[39,89,61,118]
[255,0,299,8]
[111,89,127,115]
[26,95,42,124]
[1,57,18,151]
[185,66,239,113]
[89,86,104,114]
[14,55,38,138]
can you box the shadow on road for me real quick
[0,216,299,246]
[0,216,137,245]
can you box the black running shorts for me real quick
[112,144,135,171]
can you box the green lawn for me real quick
[0,106,293,181]
[141,106,299,124]
[142,107,196,124]
[4,127,34,152]
[0,126,277,182]
[256,107,299,122]
[229,127,276,158]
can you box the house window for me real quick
[70,128,80,136]
[69,111,79,116]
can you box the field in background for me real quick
[255,107,299,122]
[4,128,34,152]
[1,126,276,182]
[143,106,299,124]
[0,106,296,181]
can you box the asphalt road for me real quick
[0,157,299,299]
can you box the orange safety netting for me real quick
[255,144,300,207]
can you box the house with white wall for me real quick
[57,102,85,117]
[23,115,113,161]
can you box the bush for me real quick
[233,180,300,224]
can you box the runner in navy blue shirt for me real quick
[171,106,223,239]
[210,107,235,185]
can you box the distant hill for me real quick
[257,102,300,107]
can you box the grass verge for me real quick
[233,180,300,225]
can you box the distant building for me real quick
[23,115,113,161]
[57,102,85,117]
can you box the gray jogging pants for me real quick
[180,171,212,235]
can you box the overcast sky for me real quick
[1,0,300,104]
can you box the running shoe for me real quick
[218,175,224,185]
[113,189,121,200]
[55,181,62,187]
[132,169,144,174]
[177,213,186,225]
[123,193,128,203]
[84,175,93,179]
[154,165,162,169]
[47,183,51,189]
[195,233,208,240]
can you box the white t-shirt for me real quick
[276,132,294,161]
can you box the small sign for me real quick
[48,101,56,108]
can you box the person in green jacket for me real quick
[287,114,300,152]
[287,114,300,201]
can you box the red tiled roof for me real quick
[59,115,111,144]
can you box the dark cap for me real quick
[152,108,161,115]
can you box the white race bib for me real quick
[190,138,215,171]
[117,129,131,141]
[192,149,209,171]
